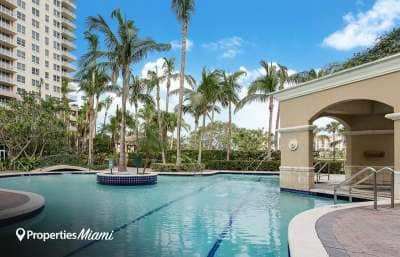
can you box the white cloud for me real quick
[202,36,245,59]
[322,0,400,50]
[170,39,194,51]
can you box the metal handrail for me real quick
[315,162,328,183]
[333,166,395,209]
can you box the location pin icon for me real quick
[16,228,25,242]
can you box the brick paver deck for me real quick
[317,205,400,257]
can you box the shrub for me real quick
[204,160,280,171]
[151,163,205,172]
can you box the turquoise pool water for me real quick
[0,174,334,257]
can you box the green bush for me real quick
[205,160,280,171]
[151,163,205,172]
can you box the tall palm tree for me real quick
[102,96,113,129]
[197,67,221,124]
[236,61,279,157]
[77,31,101,165]
[275,64,289,150]
[129,75,154,148]
[171,0,195,165]
[146,69,166,164]
[220,70,246,160]
[93,72,113,136]
[87,9,170,171]
[325,121,344,161]
[161,57,176,113]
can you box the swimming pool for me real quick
[0,174,335,257]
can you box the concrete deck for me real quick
[317,205,400,257]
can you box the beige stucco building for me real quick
[275,53,400,197]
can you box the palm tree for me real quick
[102,96,113,129]
[161,57,176,113]
[325,121,344,161]
[87,9,170,171]
[77,31,101,165]
[171,0,195,165]
[146,69,166,164]
[129,75,154,148]
[197,67,221,124]
[220,70,246,160]
[275,64,289,150]
[236,61,279,158]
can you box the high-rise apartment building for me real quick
[0,0,76,104]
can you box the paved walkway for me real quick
[316,205,400,257]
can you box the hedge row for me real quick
[151,163,205,172]
[204,160,280,171]
[128,150,280,164]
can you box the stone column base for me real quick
[280,166,314,191]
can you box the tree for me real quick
[102,96,113,129]
[146,69,166,164]
[161,57,176,113]
[236,61,279,158]
[275,64,289,149]
[171,0,195,166]
[324,121,344,161]
[87,9,170,171]
[129,75,154,148]
[219,70,245,160]
[197,67,222,125]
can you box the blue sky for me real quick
[72,0,400,131]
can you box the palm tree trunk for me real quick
[275,102,280,150]
[267,95,274,159]
[166,78,170,113]
[156,82,166,164]
[103,108,109,129]
[134,102,139,151]
[88,95,94,165]
[176,20,188,166]
[227,102,232,161]
[118,69,129,172]
[198,114,206,164]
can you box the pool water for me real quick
[0,174,335,257]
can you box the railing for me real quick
[0,33,14,44]
[0,5,14,17]
[333,166,395,210]
[314,161,329,183]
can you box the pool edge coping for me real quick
[288,199,395,257]
[0,188,45,227]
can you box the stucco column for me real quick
[279,125,315,191]
[385,113,400,199]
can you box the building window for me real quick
[32,19,40,29]
[32,7,40,17]
[17,37,25,47]
[17,0,26,9]
[17,12,26,21]
[32,55,40,64]
[17,24,26,34]
[32,67,39,75]
[17,75,25,84]
[17,50,25,59]
[17,62,26,71]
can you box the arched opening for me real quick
[310,99,394,185]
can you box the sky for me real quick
[71,0,400,131]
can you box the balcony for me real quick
[62,71,73,81]
[62,51,76,62]
[62,39,76,50]
[0,0,17,9]
[0,84,15,98]
[0,74,14,86]
[62,0,76,10]
[61,7,76,20]
[0,20,15,35]
[0,4,15,21]
[0,33,15,47]
[62,18,76,31]
[61,28,76,40]
[0,47,14,59]
[0,61,14,72]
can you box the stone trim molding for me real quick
[385,112,400,121]
[343,129,394,136]
[278,125,316,134]
[280,166,314,172]
[275,53,400,101]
